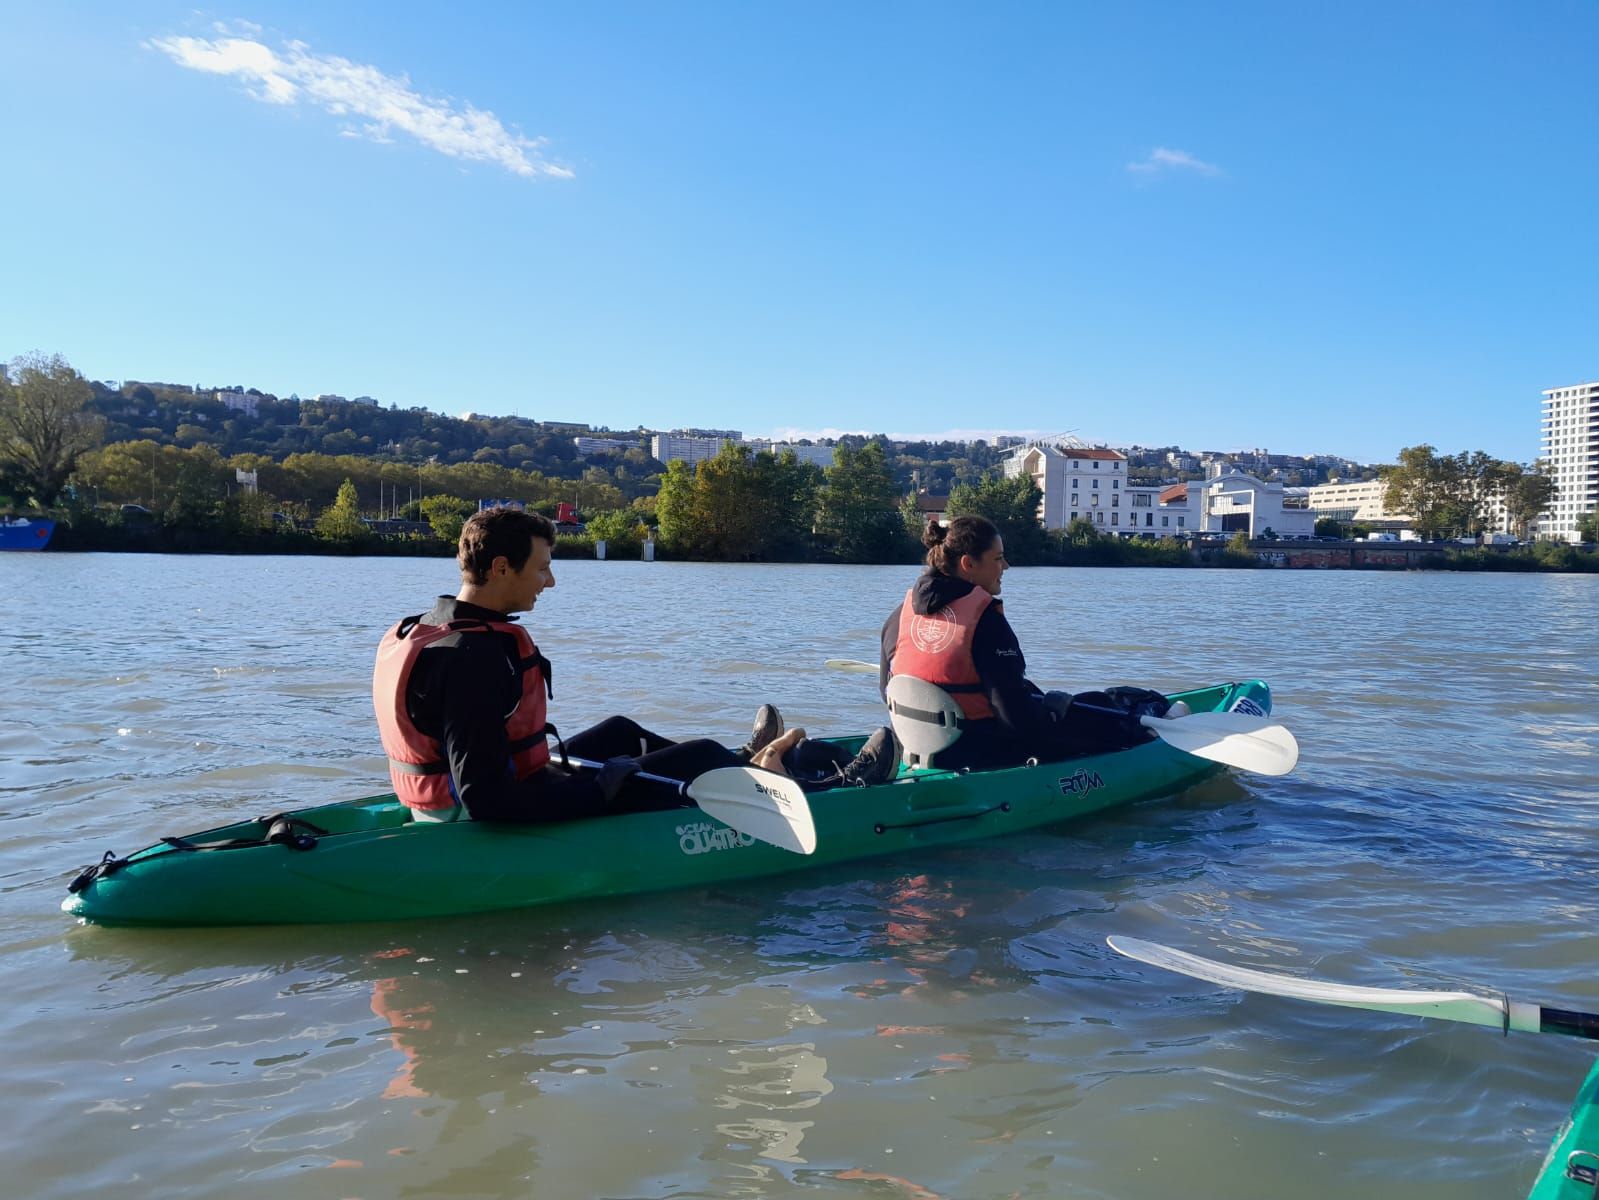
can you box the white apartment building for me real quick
[214,389,258,418]
[1001,443,1313,537]
[650,433,729,465]
[1003,442,1130,530]
[573,436,639,456]
[743,440,838,468]
[1541,381,1599,542]
[1302,478,1403,523]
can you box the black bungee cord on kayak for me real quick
[67,812,329,894]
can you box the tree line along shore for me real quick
[4,351,1596,572]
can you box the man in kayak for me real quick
[374,506,802,823]
[374,506,892,823]
[880,515,1174,770]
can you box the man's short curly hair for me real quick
[457,506,555,585]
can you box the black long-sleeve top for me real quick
[402,596,602,821]
[879,571,1060,768]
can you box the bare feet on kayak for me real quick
[751,726,806,775]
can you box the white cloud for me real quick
[1126,147,1223,178]
[147,31,572,180]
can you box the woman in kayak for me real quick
[880,515,1171,770]
[374,506,889,824]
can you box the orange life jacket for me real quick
[890,585,996,720]
[372,614,552,813]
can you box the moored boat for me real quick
[0,516,55,550]
[62,679,1272,927]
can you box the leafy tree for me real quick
[817,442,904,562]
[166,444,226,526]
[223,487,279,533]
[419,494,474,544]
[898,492,927,540]
[1578,510,1599,544]
[315,478,369,541]
[655,445,817,560]
[0,352,104,505]
[1065,516,1102,547]
[584,509,645,556]
[1490,460,1556,538]
[1383,445,1501,539]
[1314,516,1343,538]
[655,460,701,554]
[947,472,1047,563]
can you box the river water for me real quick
[3,554,1596,1200]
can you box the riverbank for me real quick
[43,520,1599,571]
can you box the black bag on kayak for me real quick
[1054,686,1172,756]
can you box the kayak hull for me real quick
[1529,1058,1599,1200]
[62,680,1271,927]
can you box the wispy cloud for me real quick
[1126,147,1223,178]
[147,27,571,180]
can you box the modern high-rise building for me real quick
[650,433,728,465]
[1540,381,1599,542]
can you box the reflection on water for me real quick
[3,556,1597,1198]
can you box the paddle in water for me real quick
[564,755,817,856]
[822,660,1299,776]
[1107,935,1599,1040]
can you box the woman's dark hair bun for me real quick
[924,514,1000,576]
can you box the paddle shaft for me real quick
[563,754,691,795]
[1539,1007,1599,1040]
[1108,936,1599,1043]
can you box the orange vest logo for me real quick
[909,610,958,654]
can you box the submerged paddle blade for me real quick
[687,767,818,856]
[823,658,879,674]
[1141,711,1299,776]
[1106,935,1534,1032]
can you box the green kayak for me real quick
[61,679,1270,927]
[1530,1058,1599,1200]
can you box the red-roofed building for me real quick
[1002,440,1133,531]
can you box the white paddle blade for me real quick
[687,767,818,855]
[823,658,879,674]
[1107,935,1521,1032]
[1141,711,1300,776]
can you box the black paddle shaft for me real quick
[1541,1007,1599,1041]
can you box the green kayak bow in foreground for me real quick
[62,679,1271,928]
[1107,935,1599,1199]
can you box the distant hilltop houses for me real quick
[87,371,1595,543]
[1001,438,1325,539]
[998,436,1545,540]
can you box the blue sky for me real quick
[2,3,1593,463]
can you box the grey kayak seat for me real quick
[885,674,965,769]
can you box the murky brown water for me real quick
[4,555,1597,1198]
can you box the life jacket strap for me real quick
[389,757,450,776]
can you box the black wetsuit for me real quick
[404,596,744,821]
[879,572,1081,769]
